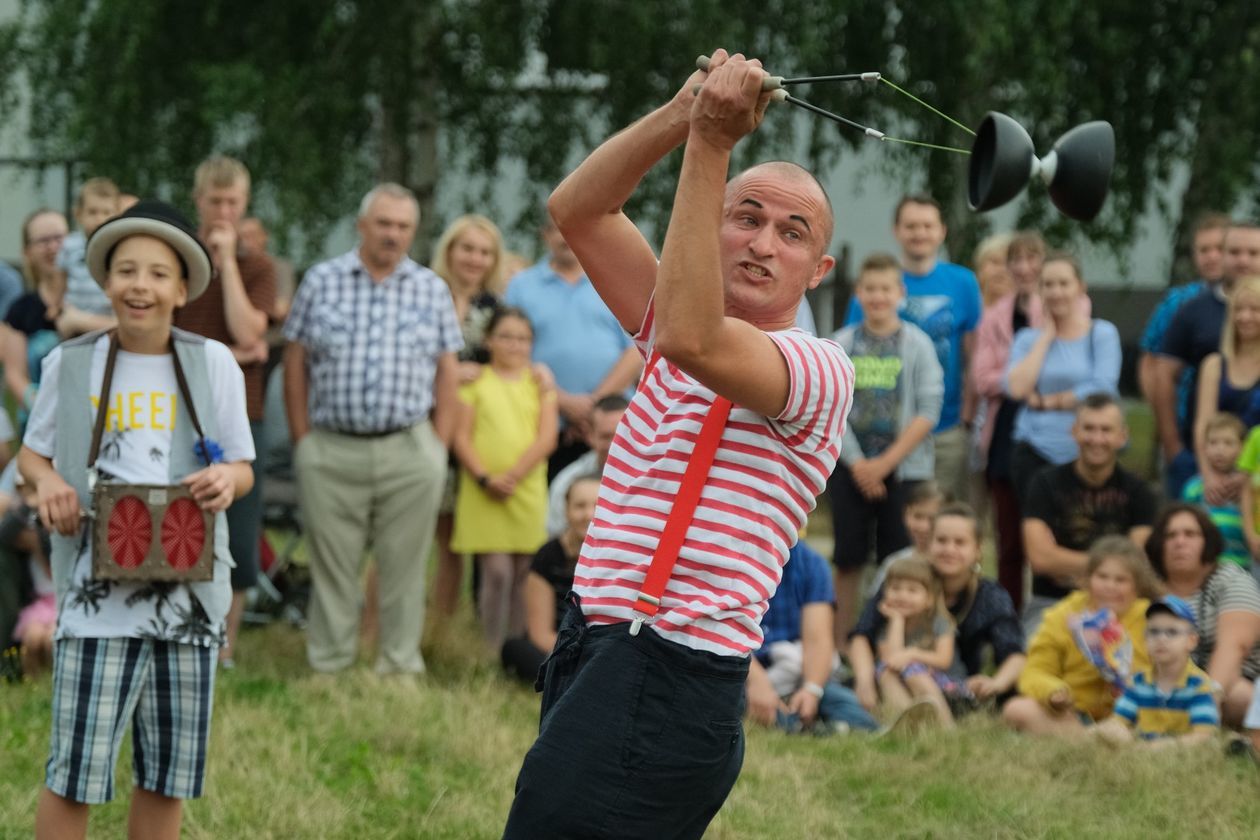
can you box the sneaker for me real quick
[1225,733,1256,761]
[1,646,23,683]
[878,698,940,737]
[946,692,981,719]
[806,719,851,737]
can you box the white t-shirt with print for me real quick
[25,335,254,646]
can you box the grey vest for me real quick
[50,328,233,625]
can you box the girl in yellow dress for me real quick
[452,308,558,651]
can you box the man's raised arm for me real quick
[548,66,709,333]
[655,52,832,418]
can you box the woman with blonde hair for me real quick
[973,232,1013,308]
[1193,275,1260,477]
[429,214,509,623]
[432,214,508,362]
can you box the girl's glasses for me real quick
[1144,627,1190,639]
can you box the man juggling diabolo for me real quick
[503,42,1116,837]
[503,49,855,838]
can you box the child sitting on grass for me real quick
[1184,413,1250,568]
[873,554,957,727]
[1097,595,1219,748]
[1003,536,1154,737]
[21,201,254,839]
[867,480,947,596]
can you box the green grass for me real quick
[3,610,1260,839]
[0,402,1201,837]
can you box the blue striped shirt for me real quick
[1112,662,1219,739]
[283,249,463,433]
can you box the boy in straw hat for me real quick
[18,200,255,839]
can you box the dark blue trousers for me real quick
[503,598,749,839]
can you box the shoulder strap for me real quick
[86,333,121,480]
[171,342,211,463]
[87,332,214,480]
[629,385,733,636]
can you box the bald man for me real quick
[504,50,854,838]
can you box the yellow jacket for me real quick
[1017,591,1151,721]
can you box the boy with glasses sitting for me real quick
[1098,595,1219,748]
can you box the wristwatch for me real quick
[803,681,825,699]
[477,474,489,488]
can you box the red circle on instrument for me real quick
[161,498,206,570]
[107,495,152,568]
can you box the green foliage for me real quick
[4,0,1260,269]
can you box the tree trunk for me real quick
[376,4,442,265]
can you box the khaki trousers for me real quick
[295,423,446,673]
[932,425,970,503]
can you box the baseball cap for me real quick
[1145,595,1197,630]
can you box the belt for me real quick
[321,424,414,439]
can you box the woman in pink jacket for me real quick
[971,232,1046,611]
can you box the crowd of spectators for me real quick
[6,165,1260,764]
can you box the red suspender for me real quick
[629,351,733,636]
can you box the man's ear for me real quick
[810,255,836,291]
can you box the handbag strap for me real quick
[87,332,213,481]
[629,351,733,636]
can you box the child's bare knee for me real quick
[1002,696,1037,729]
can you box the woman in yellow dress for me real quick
[452,307,558,651]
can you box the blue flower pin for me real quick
[194,438,225,465]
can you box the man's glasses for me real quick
[1145,627,1190,639]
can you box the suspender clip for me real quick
[629,593,661,637]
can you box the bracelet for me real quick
[803,681,825,699]
[476,474,489,488]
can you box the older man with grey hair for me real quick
[283,183,462,675]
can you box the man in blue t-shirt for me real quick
[1158,220,1260,499]
[1140,213,1226,493]
[505,218,641,479]
[747,539,879,734]
[845,195,981,503]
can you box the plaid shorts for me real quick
[46,637,217,804]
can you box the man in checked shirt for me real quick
[504,50,853,838]
[283,183,461,676]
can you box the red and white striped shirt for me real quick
[574,304,854,657]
